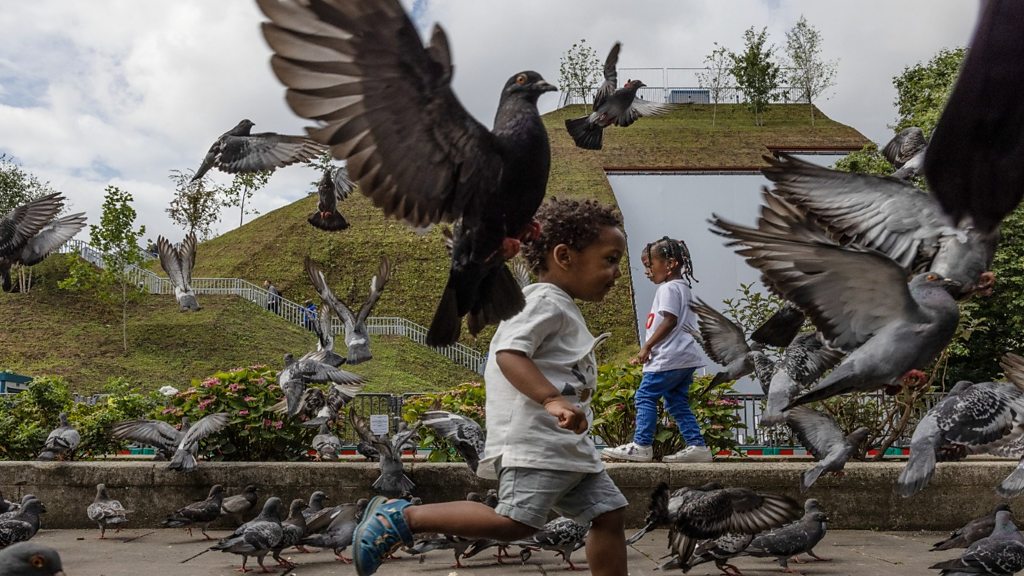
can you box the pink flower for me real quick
[256,377,267,386]
[262,418,273,427]
[238,409,250,416]
[273,420,284,430]
[161,407,176,415]
[200,377,219,389]
[228,383,246,393]
[244,396,257,403]
[198,398,215,410]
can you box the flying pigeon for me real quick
[1,208,85,294]
[86,483,129,539]
[929,510,1024,576]
[300,499,367,564]
[220,484,259,527]
[685,297,771,391]
[710,190,962,408]
[760,332,844,428]
[209,496,284,574]
[307,301,345,368]
[0,193,69,292]
[882,126,928,180]
[350,407,421,498]
[161,484,224,540]
[308,165,353,232]
[681,532,754,576]
[0,542,64,576]
[305,255,391,364]
[190,119,324,182]
[112,412,230,472]
[511,517,589,570]
[0,499,45,548]
[742,498,830,571]
[751,302,807,348]
[156,233,200,311]
[270,499,308,569]
[564,42,671,150]
[932,504,1013,551]
[258,0,558,347]
[36,412,79,461]
[419,410,485,473]
[898,354,1024,497]
[278,352,365,418]
[786,407,868,493]
[312,422,343,461]
[301,383,363,428]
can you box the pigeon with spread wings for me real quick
[350,407,422,498]
[157,233,200,311]
[305,255,390,365]
[258,0,558,347]
[882,126,928,180]
[111,413,229,472]
[309,165,354,232]
[190,119,324,182]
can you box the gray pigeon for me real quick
[0,499,45,548]
[742,499,830,571]
[305,255,391,365]
[209,497,284,573]
[0,491,13,515]
[220,484,259,527]
[882,126,928,180]
[161,484,224,540]
[300,499,367,564]
[270,499,307,569]
[686,297,769,391]
[301,382,362,428]
[258,0,558,347]
[86,483,129,539]
[308,165,353,231]
[36,412,79,461]
[350,407,421,498]
[307,302,345,369]
[682,532,754,575]
[156,233,200,311]
[277,352,364,418]
[564,42,671,150]
[760,332,844,427]
[112,412,229,472]
[898,354,1024,498]
[302,491,328,522]
[932,504,1013,551]
[929,510,1024,575]
[419,410,485,473]
[190,119,324,182]
[786,407,868,493]
[0,541,64,576]
[510,516,589,570]
[312,422,343,461]
[0,193,65,293]
[711,190,962,408]
[1,207,85,294]
[0,496,34,521]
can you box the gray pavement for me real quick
[29,528,960,575]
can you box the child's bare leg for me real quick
[405,501,536,541]
[586,508,627,576]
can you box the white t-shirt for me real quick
[643,279,705,373]
[478,282,604,480]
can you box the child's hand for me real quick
[630,347,651,366]
[543,397,588,434]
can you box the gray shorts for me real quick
[493,465,628,529]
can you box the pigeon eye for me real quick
[926,273,938,281]
[515,74,527,85]
[30,555,45,568]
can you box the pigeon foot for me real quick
[335,553,352,564]
[721,563,744,576]
[807,551,830,562]
[500,237,522,260]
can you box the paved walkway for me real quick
[29,528,957,575]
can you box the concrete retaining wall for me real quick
[1,460,1019,530]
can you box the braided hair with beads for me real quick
[642,236,697,285]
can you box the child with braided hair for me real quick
[603,236,711,463]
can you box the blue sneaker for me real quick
[353,496,415,576]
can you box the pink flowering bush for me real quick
[156,366,315,461]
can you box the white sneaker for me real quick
[602,442,653,462]
[663,446,713,463]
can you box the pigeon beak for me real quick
[941,278,963,294]
[532,80,558,93]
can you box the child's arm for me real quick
[631,311,678,365]
[495,350,588,434]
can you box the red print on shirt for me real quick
[646,313,655,330]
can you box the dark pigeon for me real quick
[751,302,807,348]
[301,383,362,429]
[156,233,200,311]
[112,412,229,472]
[161,484,224,540]
[300,499,367,564]
[0,193,65,292]
[190,119,324,182]
[932,504,1013,551]
[882,126,928,180]
[510,517,589,570]
[313,422,342,461]
[308,165,353,232]
[305,255,391,365]
[760,332,844,428]
[270,499,307,569]
[419,410,485,473]
[209,497,284,574]
[786,407,868,492]
[681,532,753,575]
[0,541,64,576]
[36,412,79,461]
[220,484,259,527]
[564,42,671,150]
[350,407,421,498]
[0,499,45,548]
[258,0,558,347]
[0,496,35,521]
[743,498,830,570]
[86,483,129,539]
[929,510,1024,575]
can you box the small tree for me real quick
[730,27,781,127]
[784,15,837,125]
[59,185,146,353]
[220,171,271,228]
[558,39,602,107]
[696,43,734,128]
[167,169,222,240]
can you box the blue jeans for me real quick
[633,367,706,447]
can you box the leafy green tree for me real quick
[892,47,965,135]
[784,15,837,125]
[558,39,602,107]
[833,142,894,175]
[167,169,222,240]
[696,43,734,128]
[729,27,781,126]
[221,171,271,228]
[59,185,146,353]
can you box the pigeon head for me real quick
[284,353,295,366]
[625,79,645,90]
[243,484,258,495]
[288,498,307,517]
[232,119,255,135]
[0,542,65,576]
[503,71,557,101]
[57,413,68,425]
[22,499,45,515]
[910,272,962,297]
[310,491,328,507]
[261,496,283,520]
[847,427,870,447]
[209,484,224,498]
[803,499,820,513]
[995,510,1018,532]
[948,380,975,396]
[95,483,109,498]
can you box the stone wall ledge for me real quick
[1,460,1018,530]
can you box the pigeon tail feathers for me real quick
[997,462,1024,498]
[564,116,604,150]
[308,210,350,232]
[801,464,826,493]
[168,449,198,472]
[896,447,936,498]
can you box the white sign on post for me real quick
[369,414,390,436]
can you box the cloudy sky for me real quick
[0,1,978,243]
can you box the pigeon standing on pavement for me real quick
[932,504,1013,551]
[300,499,367,564]
[742,498,830,571]
[350,408,421,498]
[210,497,284,574]
[419,410,485,473]
[882,126,928,180]
[190,119,324,183]
[258,0,559,347]
[161,484,224,540]
[786,407,869,493]
[111,413,229,471]
[36,413,79,461]
[0,499,45,548]
[313,422,343,461]
[270,499,307,569]
[85,483,129,539]
[308,165,353,232]
[564,42,671,150]
[511,517,589,570]
[680,532,754,575]
[0,542,64,576]
[156,233,200,311]
[929,510,1024,576]
[305,255,391,365]
[220,485,259,527]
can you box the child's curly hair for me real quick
[522,198,622,273]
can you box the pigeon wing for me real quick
[258,0,505,228]
[17,212,87,266]
[216,133,324,174]
[110,419,182,453]
[621,97,673,126]
[356,255,391,324]
[179,232,197,287]
[687,297,750,367]
[179,412,230,448]
[421,410,485,463]
[305,256,356,326]
[156,236,188,290]
[786,406,846,462]
[592,42,621,111]
[0,193,64,256]
[882,127,927,167]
